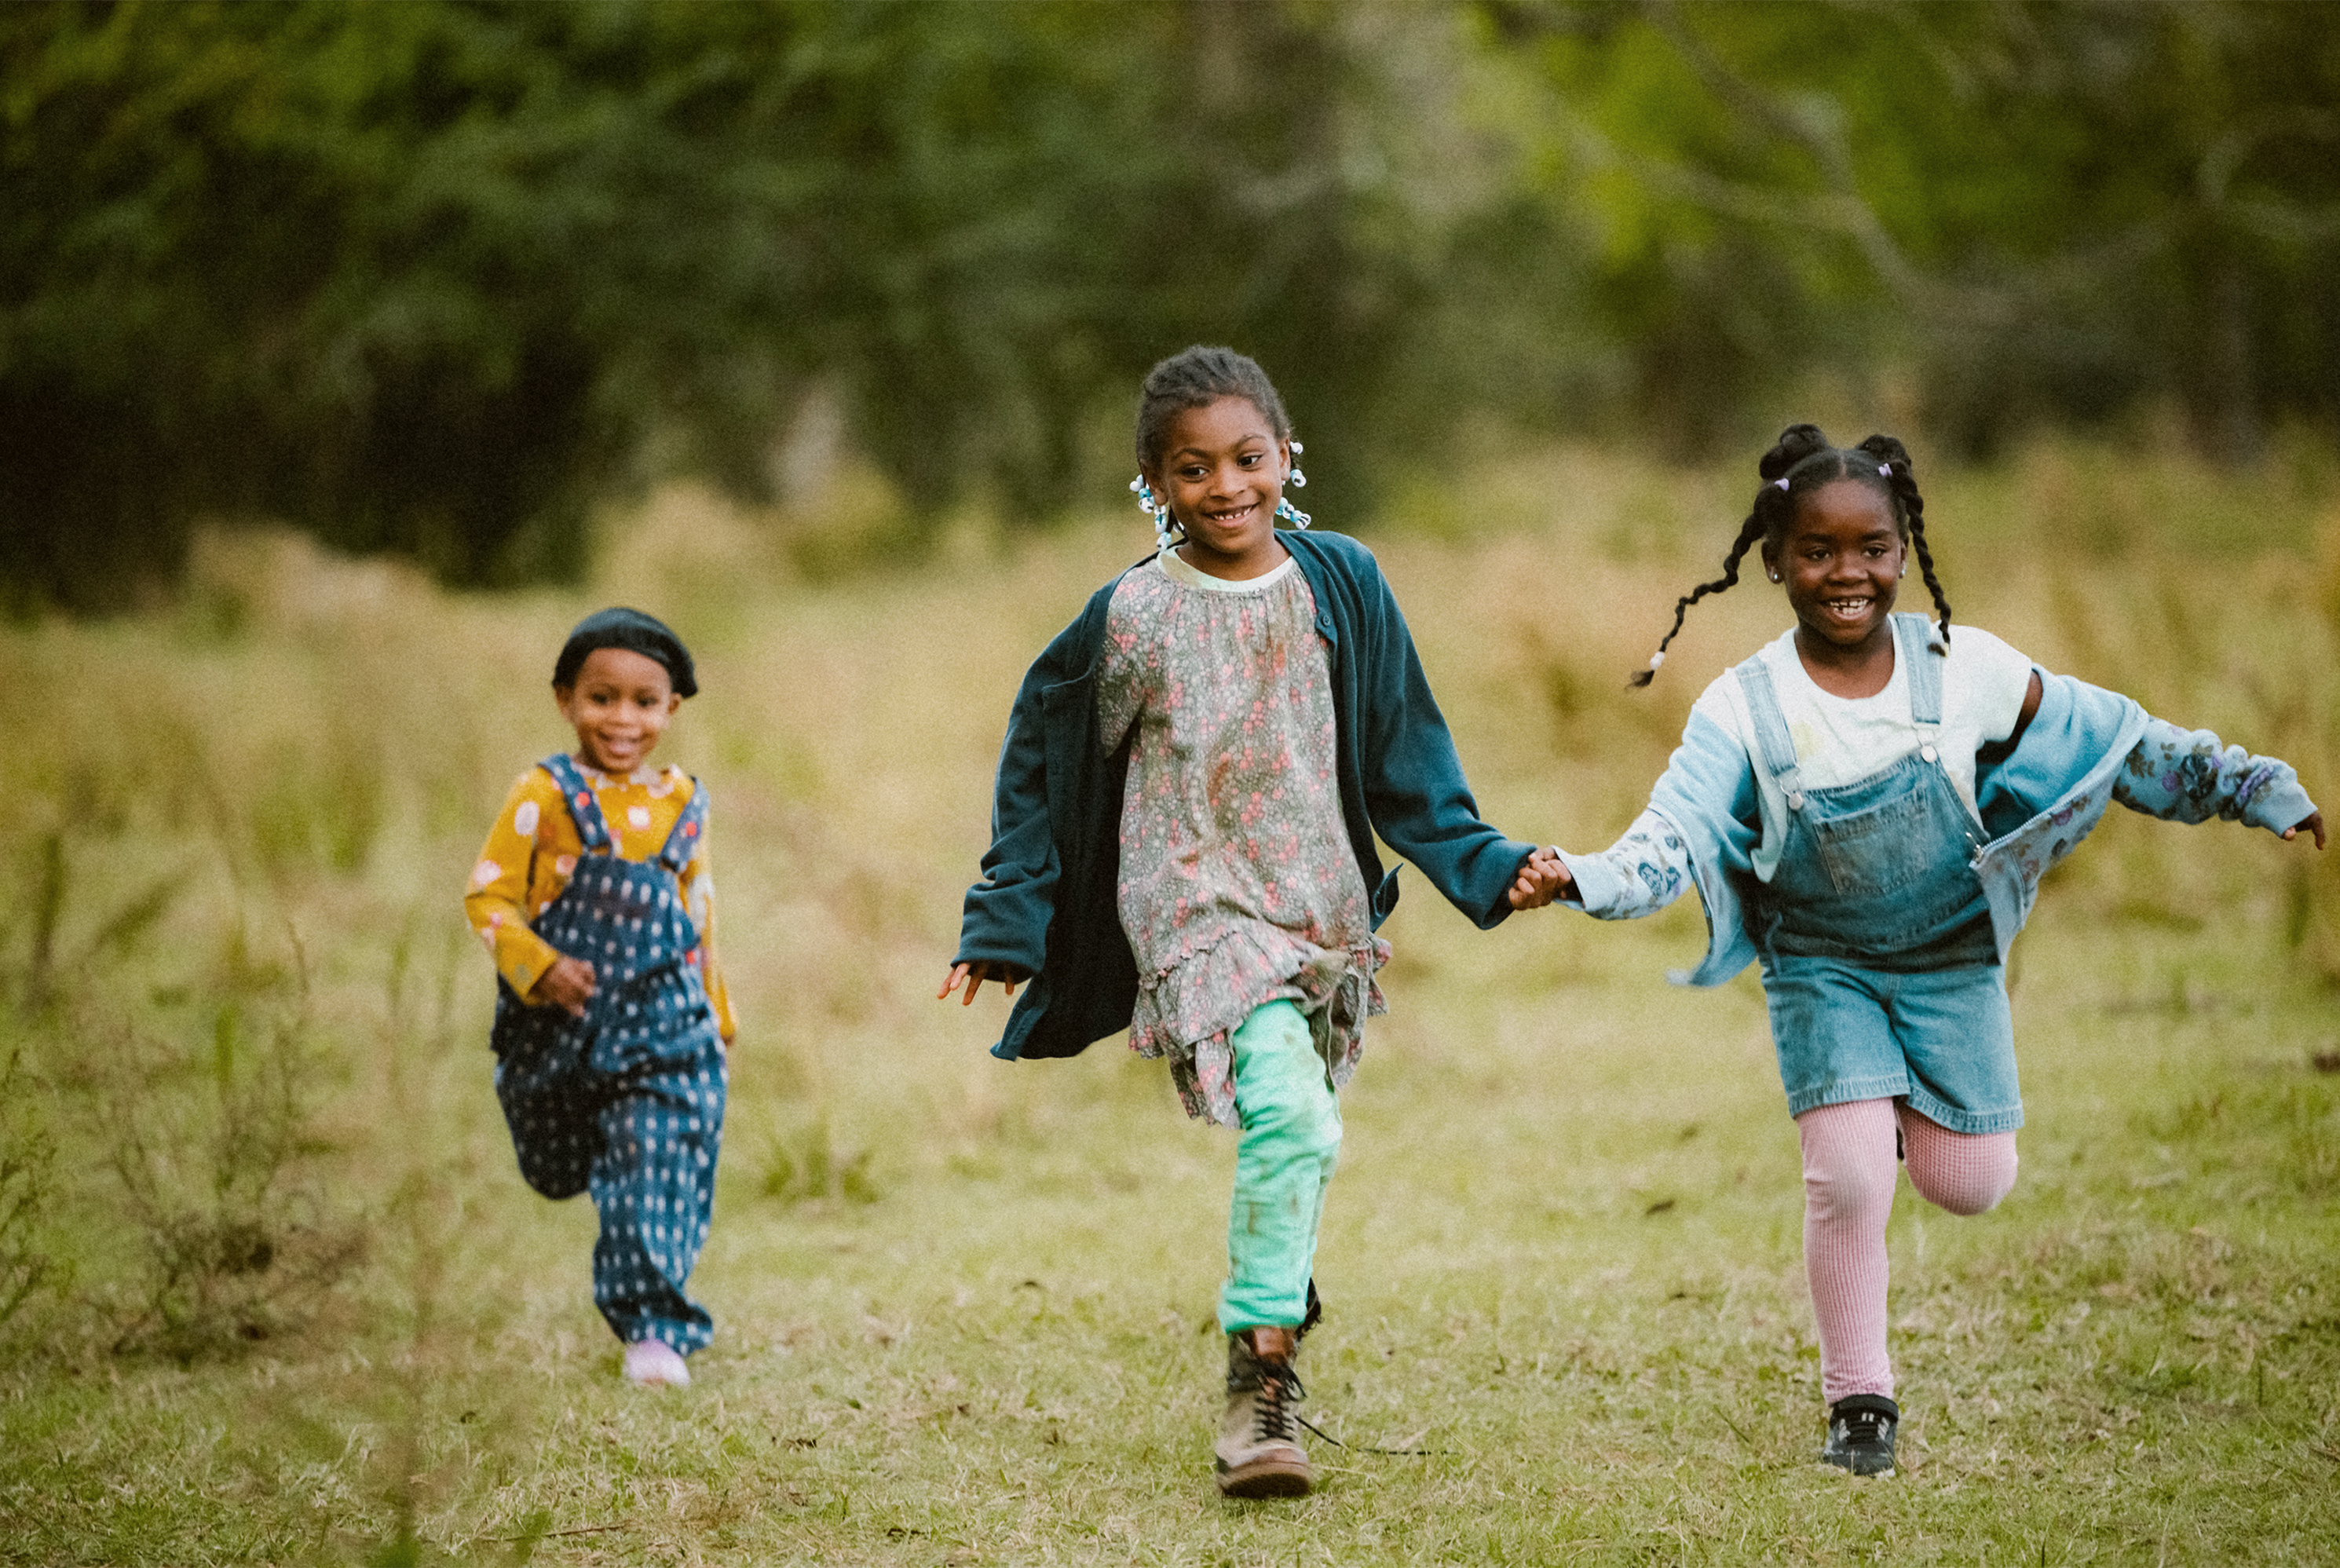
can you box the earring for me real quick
[1768,572,1781,583]
[1130,475,1179,552]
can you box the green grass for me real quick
[2,444,2338,1563]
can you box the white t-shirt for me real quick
[1688,623,2035,878]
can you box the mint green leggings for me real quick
[1218,1000,1344,1333]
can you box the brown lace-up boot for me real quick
[1214,1325,1311,1498]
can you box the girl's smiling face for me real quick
[1143,396,1291,579]
[557,646,681,776]
[1764,478,1905,661]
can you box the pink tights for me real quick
[1797,1098,2018,1404]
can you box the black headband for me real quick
[552,607,697,698]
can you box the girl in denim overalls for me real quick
[1546,426,2323,1475]
[466,609,736,1389]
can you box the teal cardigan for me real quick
[955,528,1537,1062]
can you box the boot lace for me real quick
[1252,1361,1305,1444]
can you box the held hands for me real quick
[2283,812,2327,850]
[939,960,1027,1007]
[533,956,598,1018]
[1508,846,1577,910]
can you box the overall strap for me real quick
[653,777,707,875]
[1893,614,1944,754]
[1732,653,1809,808]
[538,753,615,853]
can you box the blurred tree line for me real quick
[4,0,2336,612]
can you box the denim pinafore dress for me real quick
[1735,616,2023,1135]
[490,752,726,1351]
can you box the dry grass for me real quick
[0,439,2336,1563]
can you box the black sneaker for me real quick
[1820,1394,1899,1475]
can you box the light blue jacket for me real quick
[1562,634,2318,985]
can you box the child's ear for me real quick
[554,683,575,711]
[664,693,683,718]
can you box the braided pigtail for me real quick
[1856,434,1950,649]
[1627,508,1768,689]
[1629,423,1829,689]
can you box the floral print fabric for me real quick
[1096,554,1386,1128]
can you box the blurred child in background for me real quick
[466,608,736,1389]
[942,346,1562,1497]
[1542,426,2321,1475]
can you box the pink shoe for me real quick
[623,1338,691,1388]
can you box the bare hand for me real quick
[1508,846,1576,910]
[939,961,1023,1007]
[533,956,597,1018]
[2283,812,2327,850]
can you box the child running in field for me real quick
[1545,426,2323,1475]
[941,346,1563,1497]
[466,608,736,1389]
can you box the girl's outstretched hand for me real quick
[1508,846,1576,910]
[2283,812,2327,850]
[940,961,1025,1006]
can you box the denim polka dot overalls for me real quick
[491,753,727,1354]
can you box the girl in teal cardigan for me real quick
[942,346,1561,1497]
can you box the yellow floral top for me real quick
[464,760,737,1042]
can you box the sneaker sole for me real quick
[1216,1459,1313,1499]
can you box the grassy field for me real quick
[2,440,2338,1564]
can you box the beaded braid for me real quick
[1855,435,1951,649]
[1625,506,1773,689]
[1630,424,1949,686]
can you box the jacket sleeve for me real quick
[1561,711,1763,923]
[953,613,1085,978]
[1353,554,1538,927]
[2112,715,2318,834]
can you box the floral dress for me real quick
[1096,549,1388,1128]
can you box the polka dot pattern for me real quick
[489,751,726,1352]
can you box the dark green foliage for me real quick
[2,1,1468,608]
[5,2,2338,610]
[1487,1,2340,459]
